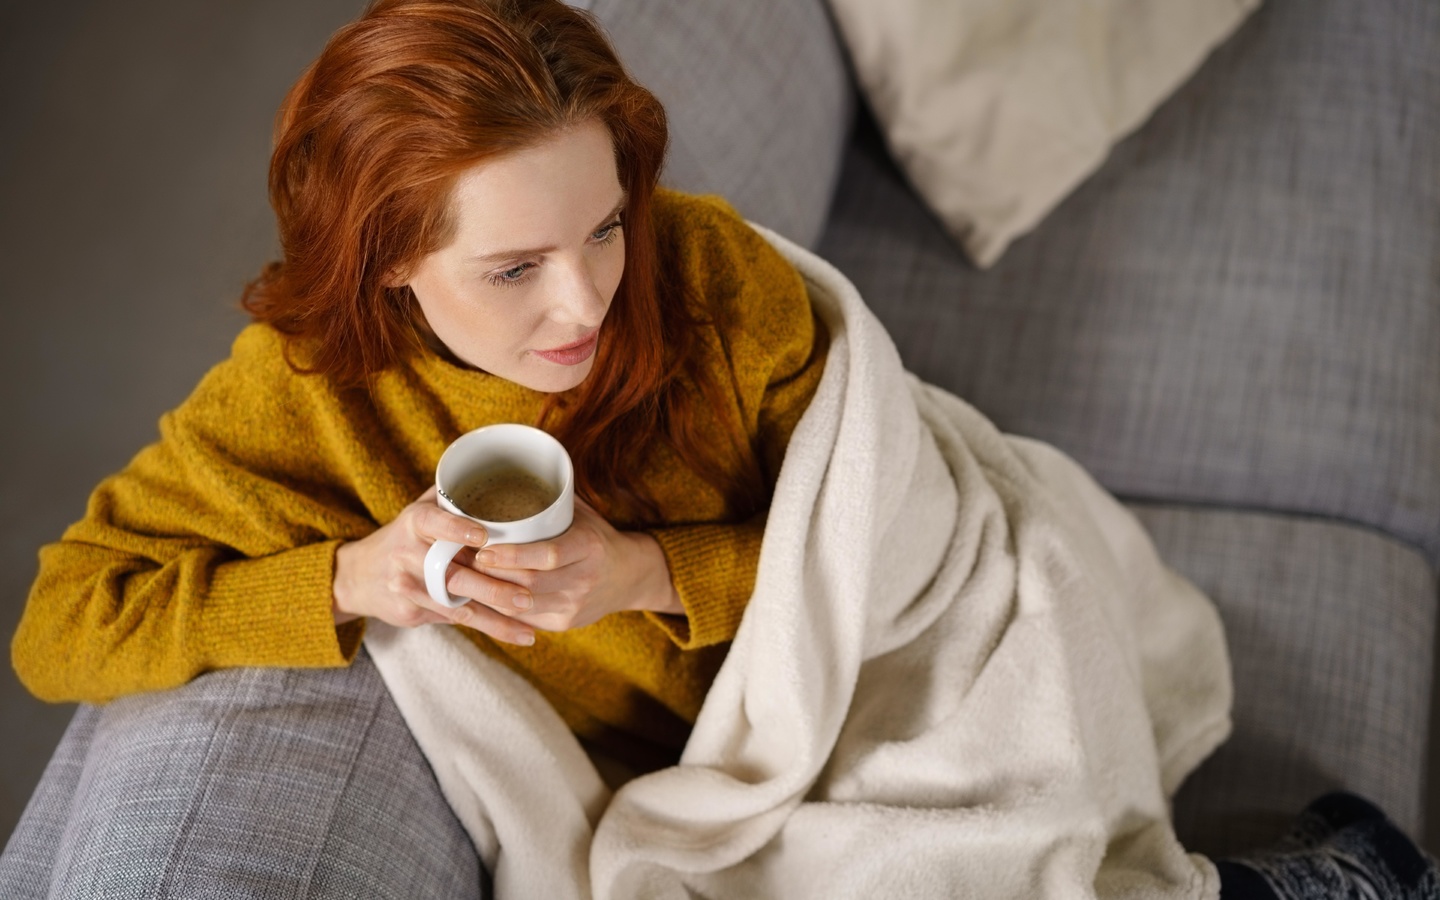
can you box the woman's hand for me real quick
[332,487,540,645]
[474,496,683,633]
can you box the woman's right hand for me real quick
[331,487,537,645]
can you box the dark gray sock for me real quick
[1215,859,1282,898]
[1322,817,1438,899]
[1225,852,1355,899]
[1221,793,1439,900]
[1273,792,1388,854]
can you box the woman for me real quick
[15,0,823,777]
[8,1,820,893]
[4,1,1433,898]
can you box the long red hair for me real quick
[243,0,764,523]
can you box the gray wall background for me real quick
[0,0,367,842]
[2,0,1436,861]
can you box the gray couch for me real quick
[582,0,1440,858]
[2,0,1435,887]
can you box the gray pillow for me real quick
[573,0,853,249]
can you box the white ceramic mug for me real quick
[422,424,575,609]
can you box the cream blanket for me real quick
[365,227,1233,900]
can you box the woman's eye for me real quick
[490,262,534,287]
[592,220,622,244]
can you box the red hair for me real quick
[242,0,763,523]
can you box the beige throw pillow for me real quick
[826,0,1260,268]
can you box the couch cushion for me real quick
[576,0,852,249]
[817,0,1440,563]
[825,0,1258,268]
[0,653,486,899]
[1127,504,1436,857]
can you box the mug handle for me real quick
[423,539,471,609]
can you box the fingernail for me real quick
[478,549,496,566]
[465,531,485,546]
[512,593,532,610]
[516,632,535,647]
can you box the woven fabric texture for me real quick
[1131,505,1437,858]
[818,0,1440,564]
[0,651,486,900]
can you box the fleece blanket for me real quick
[364,225,1233,900]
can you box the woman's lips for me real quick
[533,330,599,366]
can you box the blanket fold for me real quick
[365,226,1232,900]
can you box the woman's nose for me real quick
[550,257,609,325]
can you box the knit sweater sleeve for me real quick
[644,195,827,649]
[12,326,375,703]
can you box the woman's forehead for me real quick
[445,121,623,252]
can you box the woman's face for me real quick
[402,119,627,393]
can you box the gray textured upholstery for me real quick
[1132,505,1437,854]
[817,0,1440,564]
[0,652,486,900]
[576,0,853,249]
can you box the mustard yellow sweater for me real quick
[13,190,825,770]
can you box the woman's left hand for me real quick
[474,497,683,632]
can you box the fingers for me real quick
[477,541,561,572]
[477,527,596,572]
[443,558,537,614]
[410,599,534,646]
[473,496,613,571]
[349,488,533,644]
[412,502,488,548]
[395,565,534,646]
[447,598,536,646]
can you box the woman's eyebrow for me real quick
[467,195,628,264]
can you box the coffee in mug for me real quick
[423,424,574,608]
[451,465,558,523]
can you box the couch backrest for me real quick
[573,0,854,249]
